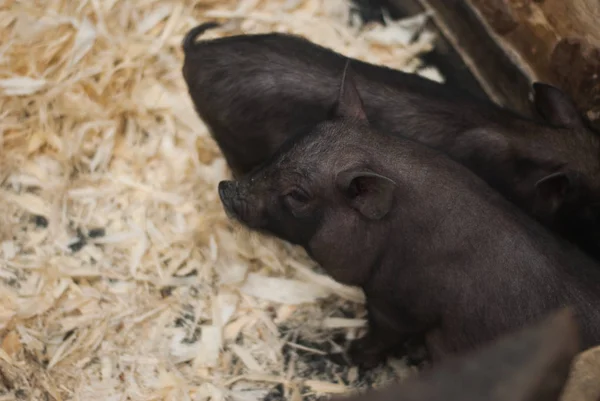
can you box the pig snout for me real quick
[218,180,263,228]
[218,180,236,198]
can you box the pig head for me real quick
[218,65,397,287]
[184,24,600,261]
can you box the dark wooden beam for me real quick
[379,0,600,130]
[383,0,534,116]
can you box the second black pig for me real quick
[217,69,600,368]
[182,23,600,261]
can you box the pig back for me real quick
[181,32,509,175]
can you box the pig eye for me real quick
[282,188,312,216]
[287,189,310,203]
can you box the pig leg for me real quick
[348,300,423,369]
[402,337,431,366]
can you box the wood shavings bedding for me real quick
[0,0,440,399]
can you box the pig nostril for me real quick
[218,181,234,201]
[218,183,225,201]
[218,181,241,220]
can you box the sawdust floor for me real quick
[0,1,442,400]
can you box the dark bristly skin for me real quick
[331,308,579,401]
[217,67,600,368]
[182,23,600,261]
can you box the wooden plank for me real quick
[385,0,534,116]
[383,0,600,129]
[454,0,600,126]
[537,1,600,47]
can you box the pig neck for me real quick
[358,70,529,132]
[368,89,554,144]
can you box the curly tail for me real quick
[182,22,221,52]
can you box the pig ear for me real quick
[532,82,584,128]
[336,168,396,220]
[534,171,572,218]
[333,61,368,122]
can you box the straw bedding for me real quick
[0,1,441,399]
